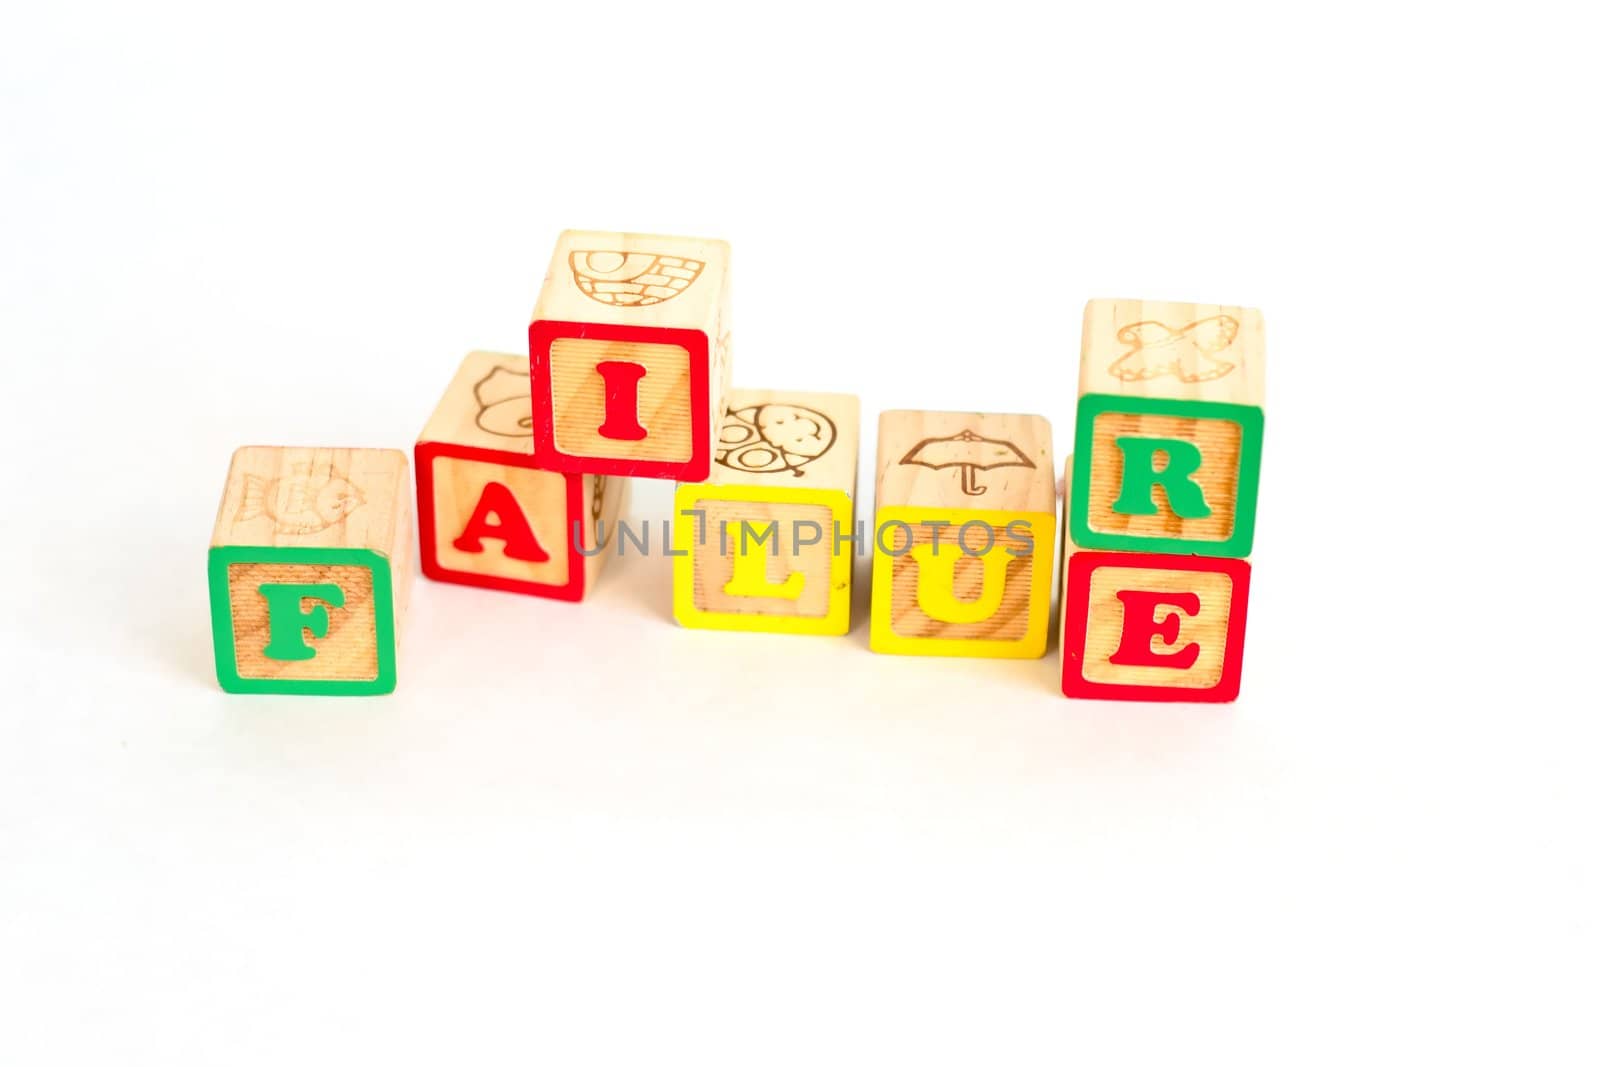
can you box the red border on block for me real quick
[1061,551,1251,703]
[414,440,589,602]
[528,319,711,482]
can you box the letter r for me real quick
[1111,436,1212,518]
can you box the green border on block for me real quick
[208,545,397,696]
[1070,394,1263,557]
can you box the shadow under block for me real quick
[1061,548,1251,703]
[529,230,731,481]
[1072,299,1265,557]
[871,410,1056,658]
[208,446,414,695]
[415,351,630,601]
[672,389,860,635]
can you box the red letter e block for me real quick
[1061,551,1250,702]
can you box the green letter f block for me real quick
[208,545,397,695]
[257,582,344,660]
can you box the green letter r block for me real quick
[1070,394,1263,557]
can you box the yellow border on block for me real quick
[870,505,1056,659]
[672,483,854,636]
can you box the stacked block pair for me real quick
[415,230,730,609]
[513,231,871,640]
[1060,299,1265,702]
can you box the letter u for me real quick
[910,544,1010,624]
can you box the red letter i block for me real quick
[415,351,629,601]
[1061,551,1251,702]
[529,229,731,481]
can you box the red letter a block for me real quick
[415,351,628,601]
[1061,551,1250,702]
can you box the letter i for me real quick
[595,361,648,441]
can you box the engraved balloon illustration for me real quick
[569,250,704,307]
[717,403,837,478]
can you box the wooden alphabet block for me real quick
[1061,547,1251,703]
[208,446,413,695]
[529,230,730,481]
[870,410,1056,658]
[415,351,629,601]
[672,389,859,635]
[1071,299,1264,557]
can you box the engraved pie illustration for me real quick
[569,250,703,306]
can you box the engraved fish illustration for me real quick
[236,469,366,534]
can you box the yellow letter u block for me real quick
[870,411,1056,658]
[871,505,1055,657]
[672,389,860,636]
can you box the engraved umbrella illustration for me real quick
[900,430,1036,497]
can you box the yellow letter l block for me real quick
[673,483,854,635]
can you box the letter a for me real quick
[910,544,1010,624]
[452,481,550,562]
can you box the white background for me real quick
[3,2,1597,1063]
